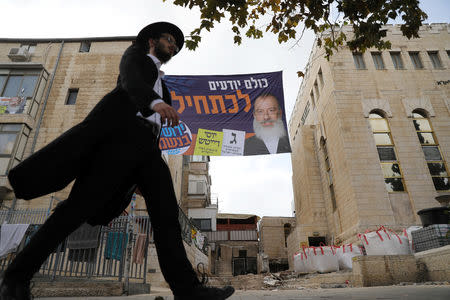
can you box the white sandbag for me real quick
[359,230,389,255]
[307,246,339,273]
[293,252,307,273]
[335,244,363,270]
[405,226,422,253]
[388,230,411,255]
[359,227,411,255]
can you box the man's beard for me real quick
[154,42,172,63]
[253,118,287,141]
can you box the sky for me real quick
[1,0,448,218]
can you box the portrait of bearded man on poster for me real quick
[244,93,291,156]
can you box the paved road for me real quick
[37,285,450,300]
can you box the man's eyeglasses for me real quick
[160,35,179,53]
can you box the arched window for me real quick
[321,138,336,210]
[413,111,449,191]
[369,111,406,192]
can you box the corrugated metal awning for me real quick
[217,213,260,221]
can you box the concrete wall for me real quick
[352,255,420,287]
[352,245,450,287]
[147,239,211,288]
[415,245,450,282]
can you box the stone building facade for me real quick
[205,213,259,276]
[287,23,450,266]
[258,216,295,272]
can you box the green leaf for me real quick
[163,0,426,65]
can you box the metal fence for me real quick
[0,205,209,285]
[0,207,49,225]
[178,207,209,255]
[0,209,150,288]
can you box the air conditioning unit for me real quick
[8,47,30,62]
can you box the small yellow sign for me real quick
[194,128,223,156]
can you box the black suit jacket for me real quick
[117,45,172,116]
[244,135,291,156]
[86,44,171,124]
[85,44,173,224]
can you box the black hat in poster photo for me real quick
[136,22,184,55]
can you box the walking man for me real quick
[0,22,234,300]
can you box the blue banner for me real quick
[161,71,291,156]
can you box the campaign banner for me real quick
[161,71,291,156]
[0,97,26,114]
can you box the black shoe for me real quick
[0,278,32,300]
[175,285,234,300]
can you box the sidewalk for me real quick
[36,285,450,300]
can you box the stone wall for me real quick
[259,216,295,260]
[147,239,211,288]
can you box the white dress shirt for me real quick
[136,54,165,131]
[262,136,279,154]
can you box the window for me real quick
[428,51,443,69]
[0,72,40,115]
[318,68,324,88]
[353,53,366,69]
[409,52,424,69]
[79,41,91,53]
[447,50,450,59]
[321,139,336,210]
[314,80,320,99]
[192,218,212,231]
[238,250,247,258]
[390,52,404,69]
[301,101,310,125]
[371,52,385,70]
[188,174,207,195]
[369,112,405,192]
[190,155,208,162]
[65,89,78,105]
[0,124,30,175]
[413,111,449,191]
[310,91,315,108]
[2,75,38,98]
[0,76,6,95]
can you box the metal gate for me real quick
[232,257,257,276]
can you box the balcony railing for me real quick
[204,230,258,242]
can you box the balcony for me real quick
[204,229,258,242]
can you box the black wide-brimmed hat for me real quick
[136,22,184,54]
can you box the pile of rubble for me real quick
[262,270,353,290]
[208,270,354,290]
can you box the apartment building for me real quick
[287,23,450,266]
[0,36,193,212]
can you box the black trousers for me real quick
[5,117,200,295]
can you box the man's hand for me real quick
[152,102,179,126]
